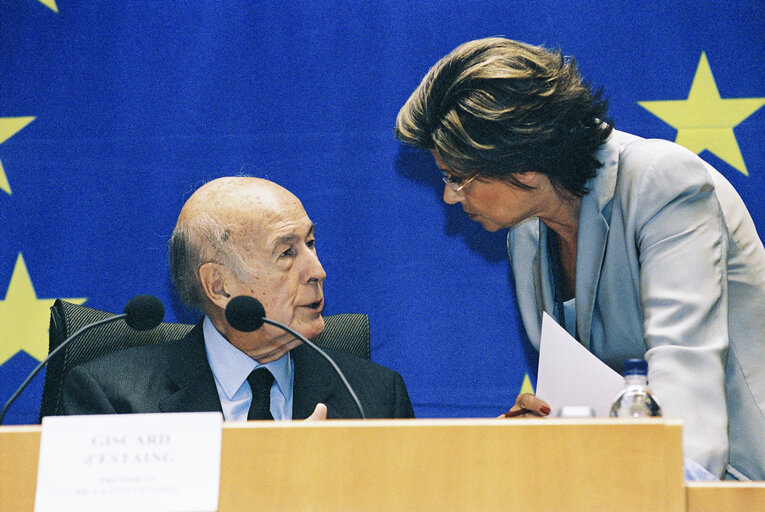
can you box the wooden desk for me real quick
[687,482,765,511]
[1,418,688,511]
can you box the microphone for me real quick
[0,294,165,425]
[225,295,266,332]
[123,294,165,331]
[225,295,367,419]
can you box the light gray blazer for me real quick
[508,129,765,480]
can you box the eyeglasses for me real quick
[441,171,478,194]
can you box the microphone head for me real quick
[124,295,165,331]
[225,295,266,332]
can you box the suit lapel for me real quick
[575,194,609,349]
[291,344,359,419]
[575,132,621,348]
[291,344,336,419]
[158,322,223,414]
[534,222,556,327]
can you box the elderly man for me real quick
[61,177,414,420]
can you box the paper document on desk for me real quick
[35,412,222,512]
[536,312,623,417]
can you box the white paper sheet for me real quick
[536,312,624,417]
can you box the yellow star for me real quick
[638,52,765,176]
[518,373,535,395]
[38,0,58,13]
[0,254,86,364]
[0,116,35,195]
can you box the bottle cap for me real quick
[623,358,648,376]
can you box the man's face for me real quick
[223,193,327,362]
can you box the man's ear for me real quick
[198,262,231,310]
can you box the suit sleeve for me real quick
[629,143,729,477]
[391,371,415,418]
[61,365,119,415]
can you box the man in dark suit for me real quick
[62,177,414,420]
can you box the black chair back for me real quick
[39,299,370,421]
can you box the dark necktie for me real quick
[247,368,275,420]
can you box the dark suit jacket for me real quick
[61,323,414,419]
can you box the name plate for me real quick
[35,412,222,512]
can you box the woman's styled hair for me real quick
[395,37,613,196]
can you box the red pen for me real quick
[503,408,530,418]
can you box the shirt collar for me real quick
[202,316,292,400]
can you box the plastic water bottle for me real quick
[609,359,662,418]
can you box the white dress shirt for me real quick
[202,316,293,420]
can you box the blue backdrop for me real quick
[1,1,763,424]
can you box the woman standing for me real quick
[395,37,765,481]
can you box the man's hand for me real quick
[499,393,551,418]
[305,403,327,421]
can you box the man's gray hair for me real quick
[169,212,254,310]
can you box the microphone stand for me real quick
[0,314,126,425]
[262,317,367,419]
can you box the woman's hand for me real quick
[499,393,551,418]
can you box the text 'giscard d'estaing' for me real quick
[35,412,222,512]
